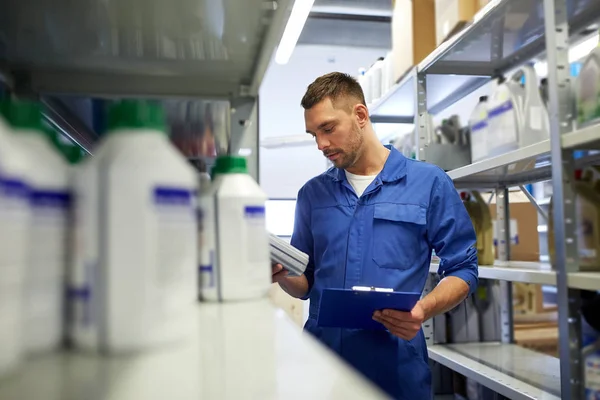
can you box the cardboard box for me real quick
[489,191,541,262]
[390,0,436,83]
[435,0,480,45]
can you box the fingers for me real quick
[377,320,416,340]
[271,263,288,283]
[373,311,421,340]
[272,263,284,275]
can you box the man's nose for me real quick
[316,134,329,151]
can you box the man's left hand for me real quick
[372,302,426,340]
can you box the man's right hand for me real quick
[272,263,289,283]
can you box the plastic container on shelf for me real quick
[362,67,373,105]
[461,191,494,265]
[8,100,70,355]
[468,96,489,162]
[486,66,550,157]
[381,52,394,97]
[0,100,30,376]
[73,100,198,353]
[201,155,271,302]
[548,167,600,271]
[370,57,385,102]
[575,43,600,127]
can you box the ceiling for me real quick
[299,0,392,49]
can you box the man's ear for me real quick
[354,103,370,128]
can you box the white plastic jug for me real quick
[9,100,69,355]
[0,101,29,375]
[468,96,489,162]
[202,156,271,302]
[80,100,198,353]
[511,65,550,147]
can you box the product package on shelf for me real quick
[69,100,198,353]
[269,233,308,277]
[548,166,600,271]
[486,65,550,159]
[576,41,600,127]
[461,191,494,265]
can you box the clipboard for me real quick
[316,287,421,330]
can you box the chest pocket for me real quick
[372,203,426,270]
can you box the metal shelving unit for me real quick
[372,0,600,398]
[429,343,561,400]
[430,261,600,291]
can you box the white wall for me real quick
[259,44,389,199]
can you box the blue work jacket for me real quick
[291,146,478,400]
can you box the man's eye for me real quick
[324,127,333,133]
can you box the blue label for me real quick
[471,120,488,132]
[488,100,514,119]
[244,206,265,218]
[30,189,71,209]
[154,187,192,206]
[0,177,29,199]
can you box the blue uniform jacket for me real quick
[291,146,478,400]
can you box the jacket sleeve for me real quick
[290,186,315,300]
[426,170,479,295]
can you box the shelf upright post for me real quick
[495,188,513,344]
[543,0,583,397]
[413,68,430,162]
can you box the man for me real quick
[272,72,478,400]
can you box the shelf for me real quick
[444,125,600,188]
[430,261,600,290]
[428,343,561,400]
[447,140,552,188]
[562,123,600,150]
[418,0,600,76]
[0,300,386,400]
[368,68,488,122]
[0,0,292,98]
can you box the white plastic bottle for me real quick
[487,76,522,157]
[513,65,550,147]
[203,156,271,302]
[468,96,489,162]
[0,100,30,375]
[95,100,197,352]
[9,100,70,354]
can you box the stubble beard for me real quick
[334,123,364,170]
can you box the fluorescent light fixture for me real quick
[275,0,315,65]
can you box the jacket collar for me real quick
[326,145,408,183]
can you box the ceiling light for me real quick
[275,0,315,65]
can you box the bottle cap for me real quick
[107,100,166,133]
[62,144,85,165]
[7,100,46,133]
[215,155,247,174]
[0,99,10,120]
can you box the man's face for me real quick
[304,97,364,170]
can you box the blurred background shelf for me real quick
[430,261,600,290]
[428,343,561,400]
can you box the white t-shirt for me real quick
[345,170,378,197]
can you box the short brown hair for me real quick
[301,72,366,111]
